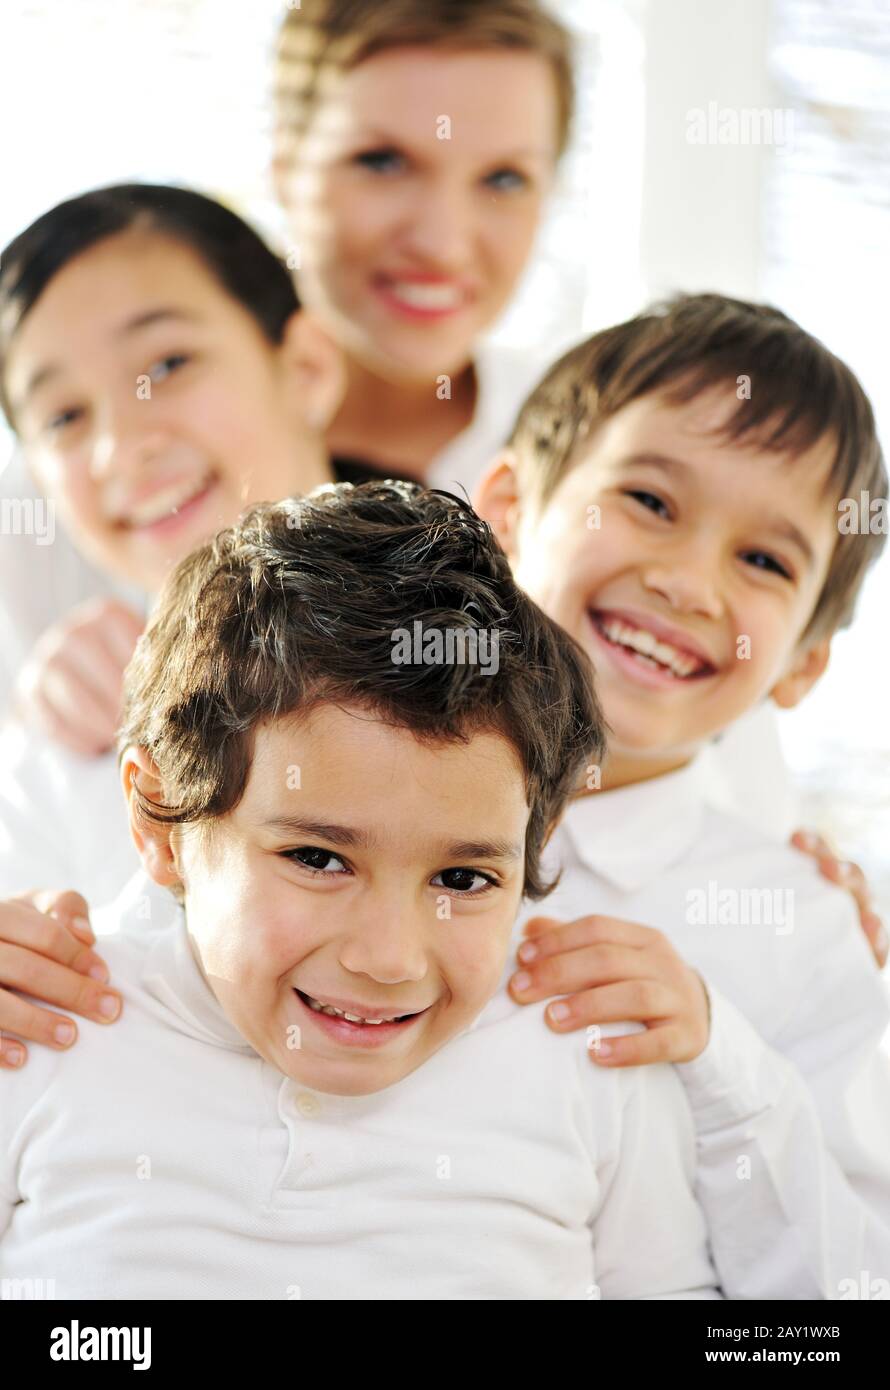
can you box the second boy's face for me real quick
[155,705,530,1096]
[483,389,840,783]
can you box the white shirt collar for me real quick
[557,756,714,893]
[101,872,254,1053]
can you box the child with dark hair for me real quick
[0,479,726,1301]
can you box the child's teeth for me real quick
[600,617,703,678]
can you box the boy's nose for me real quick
[642,560,724,620]
[89,398,170,483]
[338,911,429,988]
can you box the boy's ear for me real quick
[769,638,832,710]
[280,309,346,432]
[120,746,182,889]
[473,450,523,562]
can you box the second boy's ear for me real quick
[473,450,523,561]
[280,310,346,433]
[120,746,182,890]
[769,638,832,710]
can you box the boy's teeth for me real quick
[599,617,703,678]
[389,280,461,310]
[125,475,209,527]
[305,994,396,1025]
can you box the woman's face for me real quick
[5,230,341,592]
[276,46,560,384]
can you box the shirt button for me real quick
[295,1092,320,1118]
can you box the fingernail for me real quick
[797,832,818,850]
[54,1021,76,1045]
[518,941,538,963]
[98,994,121,1020]
[548,1001,571,1022]
[88,962,109,983]
[592,1041,612,1058]
[2,1042,25,1066]
[512,972,532,993]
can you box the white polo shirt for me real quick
[0,873,720,1301]
[540,753,890,1297]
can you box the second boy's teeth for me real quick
[599,616,703,678]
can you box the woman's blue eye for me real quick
[627,489,670,519]
[354,148,406,175]
[742,550,792,580]
[287,847,348,875]
[148,353,189,384]
[484,168,528,192]
[432,867,495,896]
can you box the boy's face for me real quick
[6,230,340,592]
[477,388,839,784]
[274,47,558,385]
[128,704,530,1097]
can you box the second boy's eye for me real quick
[285,847,350,875]
[147,353,189,384]
[626,489,670,519]
[432,867,496,896]
[741,550,792,580]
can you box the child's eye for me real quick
[47,406,83,433]
[741,550,792,580]
[484,167,528,193]
[354,147,406,176]
[431,867,497,896]
[285,847,350,876]
[147,353,189,384]
[626,489,670,519]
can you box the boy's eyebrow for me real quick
[261,816,523,861]
[19,309,200,407]
[116,308,200,337]
[620,452,816,567]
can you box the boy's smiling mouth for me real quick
[587,607,718,684]
[294,988,433,1047]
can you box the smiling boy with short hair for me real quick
[475,292,890,1296]
[0,480,731,1300]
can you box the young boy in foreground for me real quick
[2,481,731,1300]
[473,293,890,1297]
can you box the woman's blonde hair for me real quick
[273,0,575,167]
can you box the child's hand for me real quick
[508,914,710,1066]
[15,598,144,757]
[791,830,888,969]
[0,889,122,1069]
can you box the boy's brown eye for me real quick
[626,489,669,519]
[433,868,494,895]
[287,847,348,874]
[742,550,792,580]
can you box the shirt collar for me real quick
[556,755,714,893]
[105,872,255,1053]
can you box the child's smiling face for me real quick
[126,703,530,1097]
[478,388,841,786]
[5,229,340,592]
